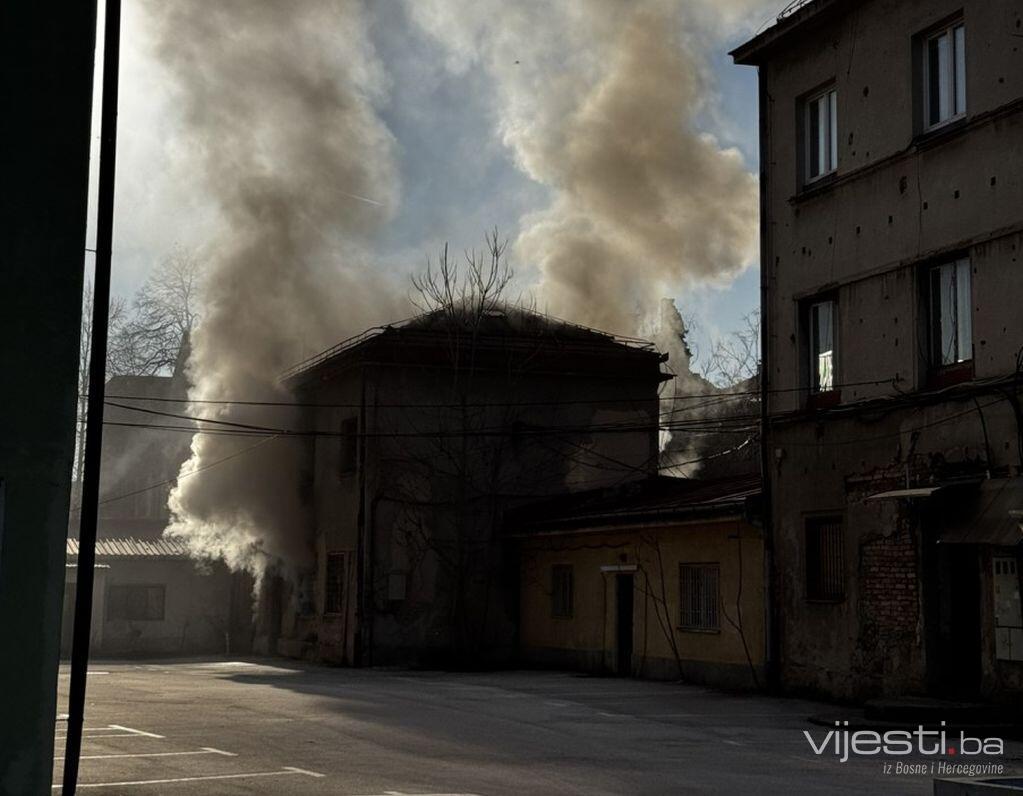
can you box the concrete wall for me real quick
[749,0,1023,700]
[518,519,765,689]
[65,559,234,657]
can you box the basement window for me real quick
[679,563,720,632]
[927,258,973,368]
[922,21,966,130]
[805,516,845,602]
[551,565,573,619]
[339,417,358,476]
[107,584,165,621]
[803,86,838,184]
[324,552,345,615]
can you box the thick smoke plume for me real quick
[409,0,766,334]
[150,0,405,581]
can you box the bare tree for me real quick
[374,231,567,660]
[109,249,202,376]
[701,310,760,388]
[72,282,126,508]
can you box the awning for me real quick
[864,487,943,502]
[938,478,1023,546]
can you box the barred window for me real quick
[107,584,165,621]
[324,552,345,615]
[806,516,845,601]
[679,563,719,631]
[551,565,573,618]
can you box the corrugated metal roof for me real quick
[66,537,190,559]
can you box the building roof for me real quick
[66,536,191,559]
[730,0,853,66]
[283,307,666,389]
[506,473,762,535]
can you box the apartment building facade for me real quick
[733,0,1023,702]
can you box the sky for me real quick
[86,0,779,365]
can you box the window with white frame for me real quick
[679,563,719,631]
[923,21,966,130]
[804,86,837,182]
[809,299,836,393]
[927,258,973,367]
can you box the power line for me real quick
[70,434,279,512]
[99,376,897,410]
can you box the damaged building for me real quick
[733,0,1023,702]
[266,308,669,666]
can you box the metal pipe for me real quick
[61,0,121,791]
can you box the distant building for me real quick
[733,0,1023,702]
[268,308,668,666]
[63,340,252,657]
[509,474,765,688]
[62,537,245,656]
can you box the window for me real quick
[339,417,357,476]
[804,86,837,182]
[551,565,573,618]
[324,552,345,614]
[679,563,720,631]
[107,584,165,621]
[927,258,972,367]
[805,516,844,601]
[809,300,836,393]
[993,556,1023,662]
[923,21,965,130]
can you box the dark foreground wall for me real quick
[0,3,97,793]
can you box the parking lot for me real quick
[52,659,1022,794]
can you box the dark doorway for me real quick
[934,546,982,696]
[615,574,634,676]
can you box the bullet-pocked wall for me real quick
[735,0,1023,703]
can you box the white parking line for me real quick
[53,747,236,762]
[108,724,164,738]
[54,724,165,742]
[52,766,325,789]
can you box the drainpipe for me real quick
[756,63,780,692]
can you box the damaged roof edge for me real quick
[730,0,851,66]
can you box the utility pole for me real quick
[61,0,122,792]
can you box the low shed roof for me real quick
[66,537,191,559]
[507,473,761,536]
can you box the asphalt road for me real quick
[51,659,1022,794]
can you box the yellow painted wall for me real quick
[519,518,765,685]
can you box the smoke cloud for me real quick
[150,0,405,581]
[408,0,766,334]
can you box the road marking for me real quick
[53,748,236,762]
[109,724,164,738]
[55,725,164,742]
[51,767,325,789]
[283,766,326,778]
